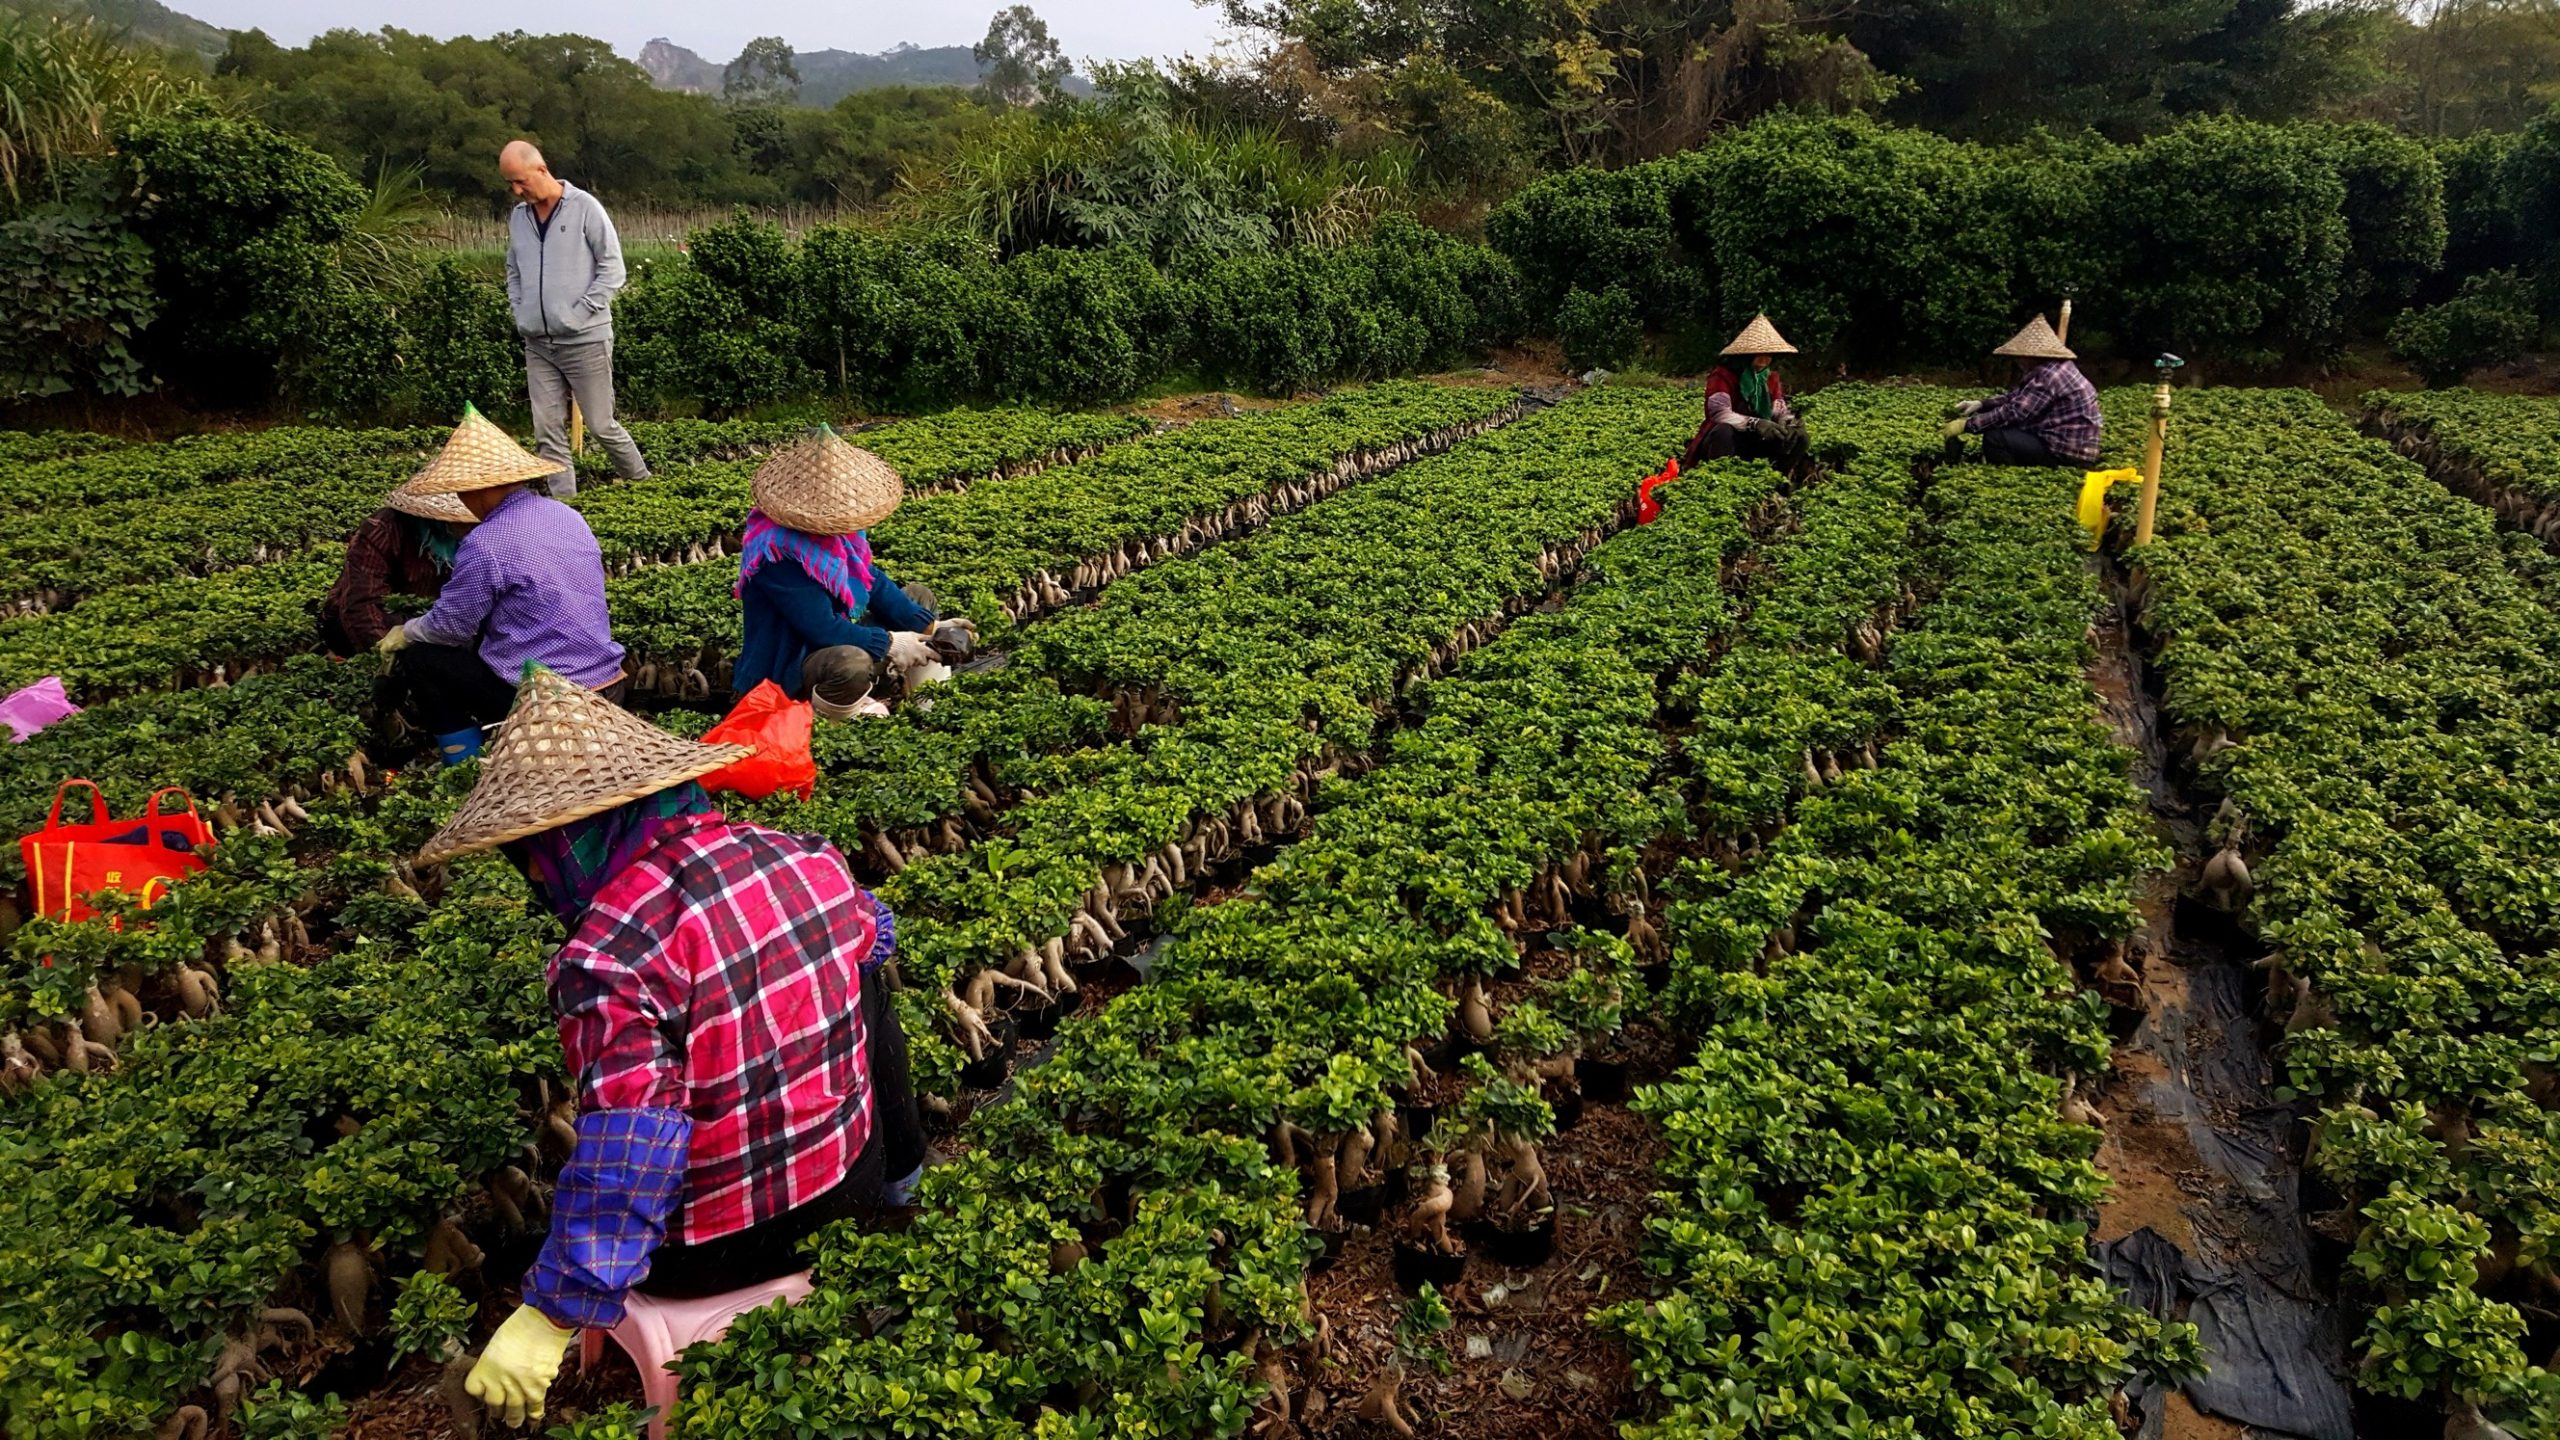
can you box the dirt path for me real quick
[2084,567,2355,1440]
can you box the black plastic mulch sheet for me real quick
[2096,954,2356,1440]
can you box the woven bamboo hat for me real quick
[1993,315,2076,361]
[403,404,561,496]
[415,667,751,865]
[751,424,905,535]
[385,476,480,525]
[1721,314,1797,356]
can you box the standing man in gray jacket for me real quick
[499,140,649,497]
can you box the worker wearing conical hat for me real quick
[318,477,479,657]
[373,407,626,764]
[730,426,959,718]
[1683,314,1809,472]
[431,669,925,1430]
[1942,316,2102,468]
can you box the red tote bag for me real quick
[20,780,215,923]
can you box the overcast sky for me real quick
[176,0,1238,68]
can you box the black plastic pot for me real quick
[1336,1185,1386,1229]
[1307,1225,1351,1275]
[958,1013,1017,1089]
[1014,995,1067,1042]
[1391,1242,1468,1292]
[1639,960,1670,996]
[1399,1102,1440,1147]
[1577,1056,1629,1104]
[1549,1084,1585,1133]
[1476,1211,1559,1270]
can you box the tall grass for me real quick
[0,11,189,203]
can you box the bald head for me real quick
[499,141,562,209]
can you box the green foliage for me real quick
[2307,122,2447,319]
[2100,118,2348,364]
[2436,131,2529,292]
[1554,284,1638,371]
[388,1271,474,1364]
[922,73,1401,261]
[0,10,190,203]
[1485,162,1684,327]
[116,102,367,400]
[2134,385,2560,1427]
[1394,1284,1454,1372]
[0,200,154,398]
[619,225,815,417]
[234,1383,352,1440]
[2388,269,2538,387]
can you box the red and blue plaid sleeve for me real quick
[522,1106,692,1329]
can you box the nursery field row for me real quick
[0,385,1520,907]
[0,386,1494,700]
[0,408,1147,618]
[0,385,1690,1436]
[656,447,1788,1437]
[2129,388,2560,1430]
[605,380,1525,689]
[2364,388,2560,553]
[1625,384,2193,1434]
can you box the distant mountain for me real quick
[636,37,1089,107]
[7,0,227,61]
[637,37,724,93]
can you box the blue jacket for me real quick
[734,560,935,700]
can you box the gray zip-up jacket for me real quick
[504,180,625,340]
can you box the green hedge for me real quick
[1489,112,2457,368]
[601,210,1521,415]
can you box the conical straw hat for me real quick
[751,425,904,535]
[403,404,562,496]
[1992,315,2075,361]
[1721,314,1797,356]
[416,666,751,865]
[385,475,480,525]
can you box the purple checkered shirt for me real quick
[1967,360,2102,466]
[403,488,624,688]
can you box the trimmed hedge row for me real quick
[1489,113,2464,369]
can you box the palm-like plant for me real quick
[0,12,190,204]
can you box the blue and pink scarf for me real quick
[737,509,875,615]
[508,782,722,923]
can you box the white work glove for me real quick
[885,632,935,673]
[375,623,412,656]
[1955,399,1983,417]
[927,616,976,641]
[464,1304,577,1427]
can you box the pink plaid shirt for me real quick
[550,816,876,1245]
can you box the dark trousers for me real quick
[389,642,630,735]
[391,642,519,734]
[1980,427,2063,467]
[636,972,926,1297]
[799,583,941,707]
[1695,420,1809,471]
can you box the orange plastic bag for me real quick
[699,682,817,802]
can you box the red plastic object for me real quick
[699,681,817,802]
[1636,457,1680,525]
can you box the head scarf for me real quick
[1736,362,1775,421]
[737,508,876,614]
[407,514,463,571]
[505,781,722,923]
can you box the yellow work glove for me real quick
[375,623,412,656]
[465,1304,577,1428]
[1941,417,1969,441]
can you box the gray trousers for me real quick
[523,331,649,497]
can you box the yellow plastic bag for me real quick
[2077,468,2138,549]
